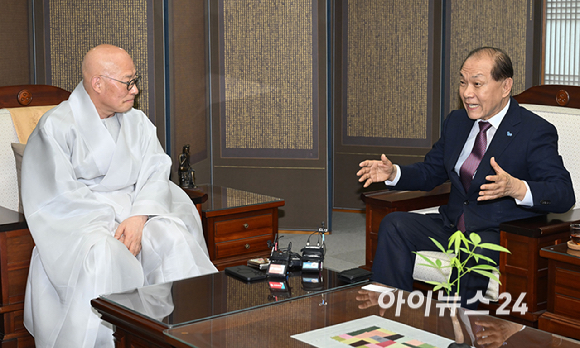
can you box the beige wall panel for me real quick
[447,0,529,111]
[333,0,441,210]
[344,0,430,145]
[44,0,152,118]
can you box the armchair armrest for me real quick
[361,182,450,270]
[361,182,451,212]
[499,209,580,238]
[0,205,27,231]
[181,187,209,218]
[181,187,209,206]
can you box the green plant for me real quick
[415,230,511,295]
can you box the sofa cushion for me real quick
[8,105,54,144]
[0,109,20,212]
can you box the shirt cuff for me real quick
[384,164,401,186]
[514,181,533,207]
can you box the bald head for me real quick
[82,44,133,89]
[81,44,139,118]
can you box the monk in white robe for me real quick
[21,44,217,348]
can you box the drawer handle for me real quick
[245,243,250,249]
[243,223,249,229]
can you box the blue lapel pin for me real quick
[507,131,512,137]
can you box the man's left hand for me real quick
[356,289,387,316]
[474,319,523,348]
[478,157,527,201]
[115,215,147,256]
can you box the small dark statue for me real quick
[178,144,196,188]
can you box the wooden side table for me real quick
[183,185,285,270]
[497,211,580,326]
[538,242,580,340]
[0,207,35,348]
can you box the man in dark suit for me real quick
[356,47,575,308]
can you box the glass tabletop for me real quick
[192,184,284,212]
[98,268,365,329]
[541,242,580,260]
[164,284,580,348]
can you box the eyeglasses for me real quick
[100,75,141,90]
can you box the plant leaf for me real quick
[425,281,451,292]
[467,264,498,271]
[478,243,511,253]
[417,263,437,269]
[459,247,471,254]
[471,269,502,284]
[413,252,439,268]
[430,237,447,253]
[469,232,481,245]
[451,257,462,268]
[471,254,497,265]
[450,231,463,254]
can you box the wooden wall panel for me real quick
[167,0,210,184]
[333,0,442,210]
[0,1,31,86]
[211,0,328,230]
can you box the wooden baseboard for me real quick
[333,208,365,214]
[279,210,363,234]
[279,229,324,235]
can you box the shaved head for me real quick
[81,44,139,119]
[82,44,133,89]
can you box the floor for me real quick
[279,211,366,272]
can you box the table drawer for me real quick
[214,214,272,242]
[215,234,271,259]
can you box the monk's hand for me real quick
[357,154,397,188]
[478,157,527,201]
[115,215,147,256]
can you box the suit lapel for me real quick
[447,112,475,173]
[470,99,522,193]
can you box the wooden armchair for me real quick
[0,85,207,348]
[362,85,580,327]
[0,85,70,347]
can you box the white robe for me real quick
[21,83,217,348]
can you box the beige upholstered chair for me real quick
[0,85,70,347]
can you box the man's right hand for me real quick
[115,215,147,256]
[357,154,397,187]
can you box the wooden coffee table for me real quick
[165,283,580,348]
[91,269,360,348]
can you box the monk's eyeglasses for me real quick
[100,75,141,90]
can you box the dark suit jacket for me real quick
[394,98,575,233]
